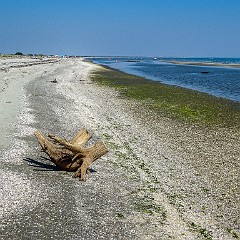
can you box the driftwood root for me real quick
[34,129,108,181]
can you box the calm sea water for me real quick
[90,57,240,102]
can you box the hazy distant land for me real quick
[161,59,240,68]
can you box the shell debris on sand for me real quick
[0,57,239,239]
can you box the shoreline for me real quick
[91,63,240,127]
[0,58,239,239]
[89,59,240,103]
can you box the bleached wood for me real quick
[34,129,108,181]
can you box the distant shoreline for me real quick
[160,60,240,68]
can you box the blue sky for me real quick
[0,0,239,57]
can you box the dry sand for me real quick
[0,57,239,239]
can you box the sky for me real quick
[0,0,240,57]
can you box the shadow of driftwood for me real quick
[23,157,97,173]
[23,157,59,171]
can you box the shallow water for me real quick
[91,57,240,102]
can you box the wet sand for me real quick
[0,57,239,239]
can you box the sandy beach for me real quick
[0,57,239,239]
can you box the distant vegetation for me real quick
[15,52,23,55]
[0,52,47,57]
[1,52,79,58]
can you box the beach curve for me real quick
[0,57,239,239]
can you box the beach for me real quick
[0,57,239,239]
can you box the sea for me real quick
[89,57,240,102]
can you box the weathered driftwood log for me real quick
[34,129,108,181]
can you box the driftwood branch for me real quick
[34,129,108,181]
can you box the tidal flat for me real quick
[92,65,240,128]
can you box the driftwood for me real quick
[34,129,108,181]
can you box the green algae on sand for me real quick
[92,66,240,128]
